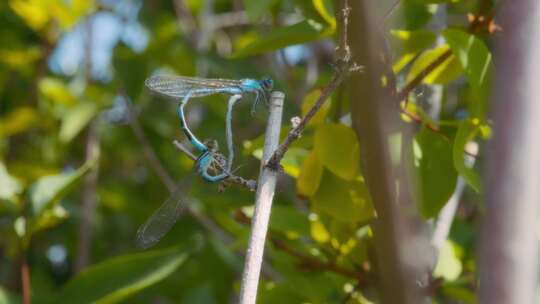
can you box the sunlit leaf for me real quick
[453,120,481,192]
[301,89,331,126]
[9,0,94,31]
[406,45,463,85]
[312,0,335,28]
[232,20,328,58]
[9,0,49,30]
[55,247,188,304]
[314,123,359,180]
[413,128,457,218]
[253,147,309,178]
[443,29,493,119]
[390,29,436,73]
[0,162,22,202]
[39,78,76,106]
[312,171,374,223]
[297,151,323,196]
[434,241,463,281]
[310,219,330,243]
[59,102,98,143]
[0,107,39,137]
[30,159,95,216]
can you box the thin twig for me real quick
[266,0,354,170]
[396,50,452,101]
[234,209,367,282]
[396,8,496,101]
[125,96,176,191]
[382,0,401,23]
[239,91,284,304]
[20,257,30,304]
[76,15,99,273]
[266,67,349,169]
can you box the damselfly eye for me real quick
[261,77,273,91]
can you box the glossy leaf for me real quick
[390,29,437,73]
[414,128,457,219]
[310,219,330,243]
[232,20,328,58]
[55,247,188,304]
[453,120,481,192]
[314,123,359,180]
[443,29,493,119]
[406,45,463,85]
[434,241,463,281]
[296,151,323,196]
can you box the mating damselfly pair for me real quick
[136,74,273,249]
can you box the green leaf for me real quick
[314,123,359,180]
[258,147,309,178]
[59,102,98,143]
[30,205,69,234]
[453,120,481,192]
[312,0,335,28]
[30,160,95,216]
[55,247,188,304]
[413,128,457,218]
[38,78,76,105]
[297,151,323,196]
[399,1,438,30]
[443,29,493,119]
[390,29,437,73]
[406,45,463,85]
[310,219,330,243]
[243,0,278,21]
[232,20,328,58]
[270,205,310,237]
[301,89,331,126]
[434,241,463,281]
[312,171,374,223]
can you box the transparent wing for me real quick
[135,185,187,249]
[145,75,243,99]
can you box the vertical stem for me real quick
[20,257,30,304]
[75,122,100,272]
[348,1,431,302]
[238,91,284,304]
[75,15,99,273]
[479,1,540,303]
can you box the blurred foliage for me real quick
[0,0,495,303]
